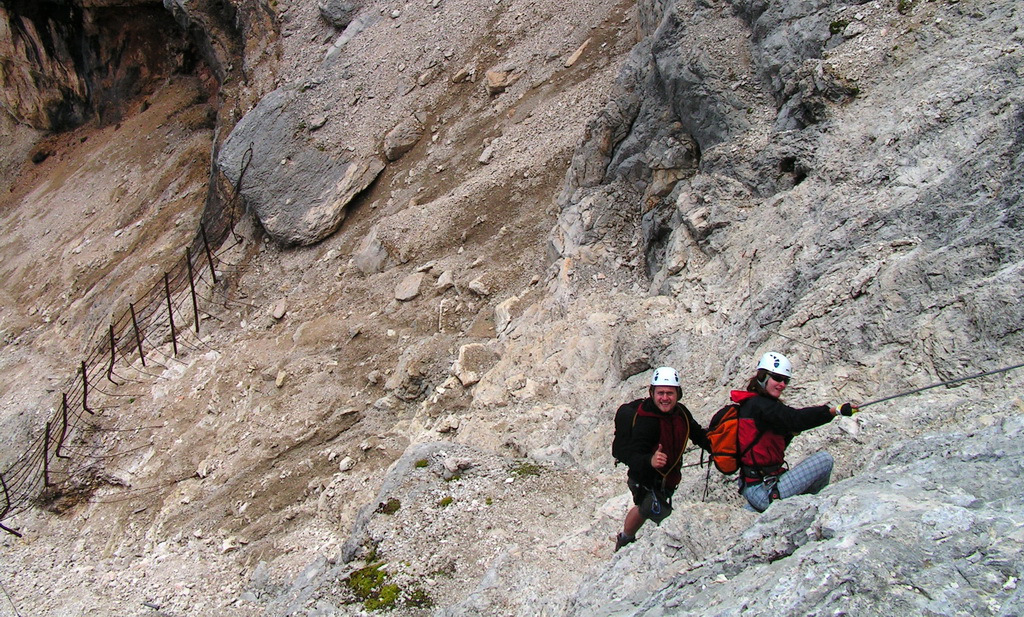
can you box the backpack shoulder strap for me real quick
[634,399,659,420]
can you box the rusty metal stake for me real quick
[130,302,146,367]
[56,393,70,459]
[164,273,178,356]
[187,247,200,334]
[201,224,217,285]
[81,361,93,415]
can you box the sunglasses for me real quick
[767,372,790,384]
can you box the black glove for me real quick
[837,403,858,416]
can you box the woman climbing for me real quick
[733,352,857,512]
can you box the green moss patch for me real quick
[344,562,434,612]
[375,498,401,515]
[509,461,543,477]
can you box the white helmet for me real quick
[650,366,681,387]
[756,352,792,377]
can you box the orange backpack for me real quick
[705,403,761,474]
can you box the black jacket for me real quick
[622,397,710,491]
[733,390,833,474]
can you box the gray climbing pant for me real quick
[741,451,834,513]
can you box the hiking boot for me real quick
[614,533,635,552]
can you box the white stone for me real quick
[271,298,287,320]
[395,272,425,301]
[468,277,490,296]
[494,295,520,334]
[436,270,455,290]
[452,343,499,386]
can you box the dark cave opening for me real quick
[1,0,207,131]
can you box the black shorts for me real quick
[627,477,674,505]
[627,477,644,505]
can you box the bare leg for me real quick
[623,506,645,537]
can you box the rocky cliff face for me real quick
[1,0,194,129]
[0,0,278,135]
[0,0,1022,615]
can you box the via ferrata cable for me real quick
[858,360,1024,409]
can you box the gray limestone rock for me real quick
[352,225,393,275]
[383,116,425,162]
[573,414,1024,617]
[217,87,385,246]
[394,272,424,301]
[318,0,360,29]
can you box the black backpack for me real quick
[612,399,645,465]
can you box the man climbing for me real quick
[613,366,710,551]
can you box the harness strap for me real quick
[740,464,785,479]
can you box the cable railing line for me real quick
[0,180,250,536]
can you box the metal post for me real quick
[107,324,118,384]
[187,247,200,334]
[0,474,21,537]
[201,225,218,285]
[81,361,94,415]
[56,393,70,459]
[130,302,146,367]
[44,421,52,487]
[164,273,178,356]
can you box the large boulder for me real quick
[318,0,360,29]
[217,87,385,246]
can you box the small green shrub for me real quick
[376,498,401,515]
[346,562,399,611]
[509,461,542,477]
[344,561,434,612]
[897,0,914,14]
[406,589,433,608]
[829,19,849,34]
[414,459,429,468]
[485,497,493,506]
[438,496,453,507]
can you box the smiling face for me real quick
[651,385,680,412]
[765,372,788,399]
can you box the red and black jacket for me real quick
[731,390,833,482]
[622,397,710,491]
